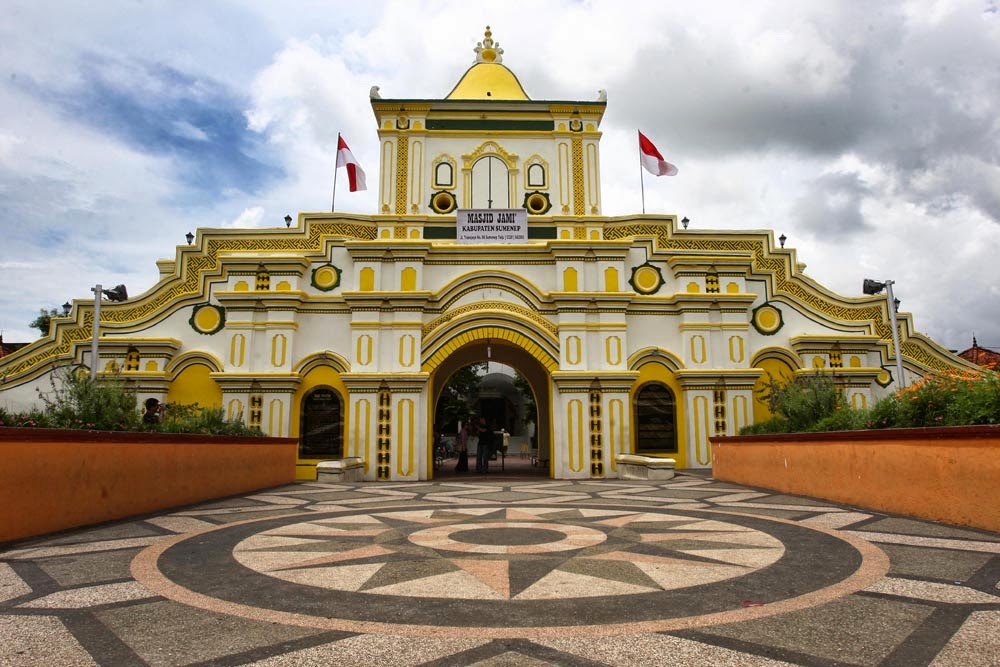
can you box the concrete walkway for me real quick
[1,473,998,666]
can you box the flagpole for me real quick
[638,129,646,215]
[331,132,340,212]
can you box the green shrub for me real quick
[739,417,791,435]
[0,405,51,428]
[811,406,869,432]
[37,368,141,431]
[756,371,845,432]
[0,365,263,437]
[865,395,899,429]
[158,403,262,436]
[894,369,1000,428]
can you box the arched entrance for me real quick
[470,155,510,208]
[429,338,552,478]
[299,386,344,458]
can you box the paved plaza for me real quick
[2,472,999,666]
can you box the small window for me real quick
[435,162,454,188]
[527,163,545,188]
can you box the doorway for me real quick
[299,386,344,458]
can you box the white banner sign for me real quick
[456,209,528,244]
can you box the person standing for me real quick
[476,416,493,473]
[455,423,470,472]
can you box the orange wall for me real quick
[711,426,1000,533]
[0,428,298,543]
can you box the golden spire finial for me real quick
[474,25,503,64]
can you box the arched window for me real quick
[299,387,343,459]
[634,383,677,453]
[434,162,454,188]
[527,163,545,188]
[471,155,509,208]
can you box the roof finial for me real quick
[474,25,503,64]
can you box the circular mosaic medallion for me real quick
[134,504,886,638]
[752,303,784,335]
[629,264,664,295]
[311,264,342,291]
[189,303,225,335]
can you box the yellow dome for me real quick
[446,62,530,101]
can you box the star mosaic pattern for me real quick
[232,507,785,602]
[2,475,999,666]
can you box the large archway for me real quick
[429,337,552,478]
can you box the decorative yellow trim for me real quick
[732,394,749,434]
[609,398,624,472]
[360,267,375,292]
[293,350,351,375]
[381,140,394,213]
[395,137,409,215]
[586,141,600,214]
[268,398,284,437]
[729,335,745,363]
[690,335,707,364]
[354,398,371,471]
[568,399,585,473]
[422,324,559,373]
[400,267,417,291]
[605,335,621,366]
[356,334,373,366]
[271,334,287,367]
[694,395,710,465]
[424,299,558,340]
[524,155,549,189]
[566,335,582,365]
[462,140,519,170]
[397,398,414,477]
[558,142,571,213]
[571,138,585,215]
[230,334,245,367]
[628,347,685,372]
[409,139,423,213]
[432,154,457,189]
[399,334,416,368]
[603,267,619,291]
[562,267,578,291]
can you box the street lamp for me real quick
[61,302,71,316]
[778,234,787,248]
[863,278,906,388]
[88,283,128,380]
[681,216,690,229]
[284,214,292,228]
[185,231,195,245]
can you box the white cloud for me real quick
[226,206,265,228]
[0,0,998,353]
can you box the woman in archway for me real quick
[455,423,470,473]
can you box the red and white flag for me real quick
[638,131,678,176]
[336,135,367,192]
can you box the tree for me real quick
[28,308,62,336]
[435,362,486,432]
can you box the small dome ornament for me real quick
[474,25,504,64]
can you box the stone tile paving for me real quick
[1,474,998,666]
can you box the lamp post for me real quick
[863,278,906,388]
[88,283,129,380]
[90,284,102,380]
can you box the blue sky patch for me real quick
[19,54,283,204]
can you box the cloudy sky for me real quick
[1,0,998,352]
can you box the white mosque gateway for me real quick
[0,27,966,480]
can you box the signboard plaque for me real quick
[456,209,528,244]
